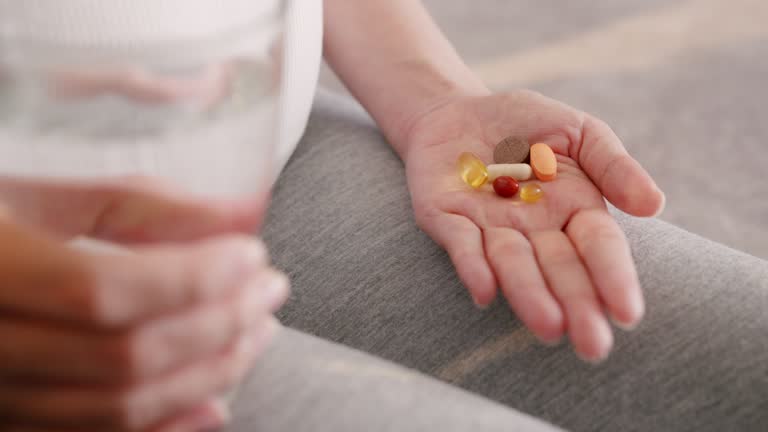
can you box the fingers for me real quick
[0,399,230,432]
[52,64,234,106]
[0,176,266,242]
[150,399,230,432]
[530,231,614,362]
[416,211,496,306]
[0,271,288,383]
[0,220,96,322]
[567,209,644,329]
[0,229,271,326]
[124,271,287,379]
[91,189,268,244]
[484,227,564,343]
[0,321,275,430]
[0,225,283,429]
[90,236,273,326]
[124,326,270,430]
[577,115,665,217]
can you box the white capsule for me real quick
[487,164,532,182]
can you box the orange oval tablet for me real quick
[530,143,557,181]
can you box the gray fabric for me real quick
[228,327,561,432]
[250,89,768,431]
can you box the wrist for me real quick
[322,0,490,159]
[381,60,490,159]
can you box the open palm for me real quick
[404,90,665,362]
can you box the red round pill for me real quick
[492,176,520,198]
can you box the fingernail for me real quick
[576,319,614,365]
[239,240,268,269]
[652,190,666,218]
[610,314,640,332]
[245,272,289,311]
[186,399,230,432]
[578,351,609,365]
[210,399,232,423]
[576,344,611,365]
[222,239,268,284]
[471,293,493,310]
[265,274,290,309]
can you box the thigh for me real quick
[227,327,559,432]
[264,89,768,432]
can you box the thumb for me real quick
[0,176,268,243]
[577,116,666,217]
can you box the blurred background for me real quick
[322,0,768,260]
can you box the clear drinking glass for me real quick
[0,0,285,209]
[0,0,287,410]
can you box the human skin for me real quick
[324,0,665,362]
[0,178,288,431]
[49,64,236,105]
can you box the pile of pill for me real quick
[456,136,556,203]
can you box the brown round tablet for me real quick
[494,136,530,164]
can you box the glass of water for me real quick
[0,0,291,411]
[0,0,285,214]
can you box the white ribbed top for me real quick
[0,0,279,46]
[0,0,322,176]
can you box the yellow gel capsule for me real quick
[520,183,544,203]
[457,152,488,188]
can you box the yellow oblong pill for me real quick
[457,152,488,188]
[530,143,557,181]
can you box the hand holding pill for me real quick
[402,90,665,362]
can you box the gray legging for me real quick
[227,90,768,432]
